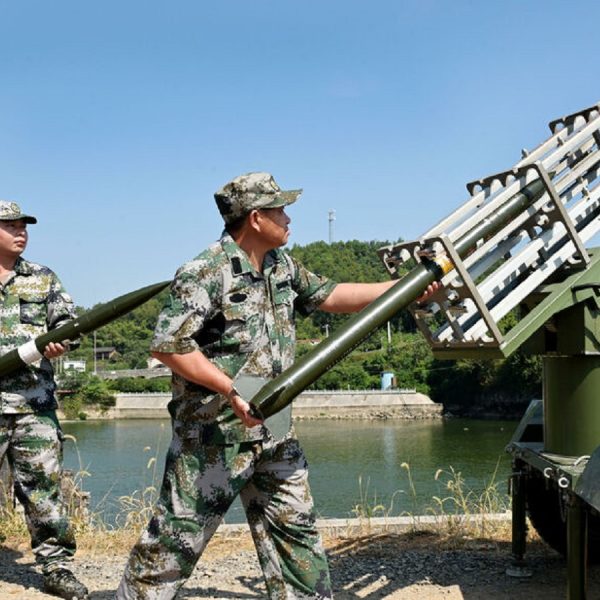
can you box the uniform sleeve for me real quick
[290,256,337,316]
[47,273,81,349]
[150,263,216,354]
[46,273,77,329]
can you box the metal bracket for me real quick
[434,233,504,347]
[468,163,590,266]
[466,167,522,197]
[548,102,600,134]
[525,162,590,266]
[390,234,505,349]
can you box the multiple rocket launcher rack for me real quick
[379,102,600,360]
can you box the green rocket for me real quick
[0,280,170,377]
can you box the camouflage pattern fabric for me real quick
[117,435,332,600]
[0,257,77,414]
[118,233,336,599]
[0,200,37,224]
[151,232,336,444]
[0,411,76,573]
[214,172,302,225]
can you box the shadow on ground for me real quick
[325,531,600,599]
[0,545,46,590]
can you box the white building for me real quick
[63,359,86,372]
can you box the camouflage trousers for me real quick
[0,411,76,573]
[117,432,332,600]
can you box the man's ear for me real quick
[248,209,262,233]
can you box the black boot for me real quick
[43,568,89,599]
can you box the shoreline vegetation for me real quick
[1,456,512,547]
[1,512,568,600]
[1,473,520,594]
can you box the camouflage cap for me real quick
[0,201,37,224]
[214,172,302,224]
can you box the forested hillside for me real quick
[67,240,542,417]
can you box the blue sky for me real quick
[1,0,599,306]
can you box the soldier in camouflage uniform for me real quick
[117,173,398,600]
[0,201,88,600]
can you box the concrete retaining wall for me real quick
[292,391,442,419]
[113,394,171,419]
[61,390,442,420]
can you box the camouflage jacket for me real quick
[0,257,76,414]
[151,232,337,442]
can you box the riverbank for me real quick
[2,516,598,599]
[59,390,444,421]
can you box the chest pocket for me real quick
[19,292,48,328]
[221,295,255,354]
[272,280,297,325]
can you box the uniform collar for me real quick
[220,231,282,278]
[13,256,32,276]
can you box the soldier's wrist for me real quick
[226,385,241,403]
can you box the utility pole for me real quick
[328,209,335,244]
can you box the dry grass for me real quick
[0,458,515,559]
[1,518,516,561]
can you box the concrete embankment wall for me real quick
[62,390,443,420]
[292,390,442,419]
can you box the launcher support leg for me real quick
[506,468,531,577]
[567,494,587,600]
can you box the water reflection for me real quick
[296,420,510,518]
[62,418,513,524]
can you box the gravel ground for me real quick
[1,528,599,599]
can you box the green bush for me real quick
[79,377,116,408]
[59,372,116,411]
[62,396,86,420]
[106,377,171,393]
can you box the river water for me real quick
[61,418,515,524]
